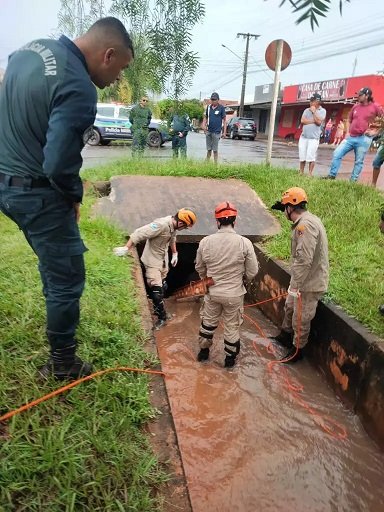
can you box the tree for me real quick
[279,0,351,30]
[157,98,204,122]
[57,0,205,102]
[110,0,205,100]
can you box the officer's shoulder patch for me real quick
[150,222,159,230]
[296,224,306,236]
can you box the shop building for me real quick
[277,74,384,142]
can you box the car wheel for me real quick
[250,137,256,141]
[87,128,101,146]
[147,130,161,147]
[100,139,111,146]
[230,130,236,140]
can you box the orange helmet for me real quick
[214,201,238,219]
[281,187,308,206]
[177,208,196,227]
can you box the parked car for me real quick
[226,117,257,140]
[87,103,171,147]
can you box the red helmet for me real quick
[214,201,238,219]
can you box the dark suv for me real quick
[227,117,257,140]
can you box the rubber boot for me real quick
[224,339,240,368]
[273,330,294,348]
[197,347,210,362]
[279,346,303,363]
[38,343,93,381]
[151,286,167,329]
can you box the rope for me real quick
[0,367,164,423]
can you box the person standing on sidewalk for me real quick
[195,202,259,368]
[202,92,227,164]
[325,87,383,182]
[125,208,197,329]
[298,93,326,176]
[0,17,134,380]
[129,96,152,157]
[271,187,329,363]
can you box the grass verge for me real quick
[0,209,167,510]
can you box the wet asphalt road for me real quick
[81,132,384,191]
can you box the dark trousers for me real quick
[172,134,187,158]
[0,179,87,351]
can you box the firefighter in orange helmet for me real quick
[271,187,329,362]
[126,208,196,329]
[195,201,259,367]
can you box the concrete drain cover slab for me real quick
[92,175,280,242]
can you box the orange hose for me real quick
[246,293,347,440]
[0,366,165,423]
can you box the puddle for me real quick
[155,299,384,512]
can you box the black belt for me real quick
[0,172,51,188]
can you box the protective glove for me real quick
[113,246,131,257]
[271,201,285,212]
[171,252,178,267]
[288,286,300,298]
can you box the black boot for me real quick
[224,355,237,368]
[151,286,168,330]
[197,347,210,361]
[39,344,92,381]
[273,330,294,348]
[224,339,240,368]
[279,346,303,363]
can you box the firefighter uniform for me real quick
[129,104,152,155]
[282,210,329,348]
[195,224,259,361]
[0,36,97,356]
[129,216,176,287]
[129,216,176,323]
[169,113,191,158]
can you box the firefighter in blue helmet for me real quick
[0,18,134,380]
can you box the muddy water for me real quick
[155,299,384,512]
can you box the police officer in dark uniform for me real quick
[0,18,134,380]
[168,106,191,158]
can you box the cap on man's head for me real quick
[211,92,220,100]
[310,93,322,101]
[358,87,372,96]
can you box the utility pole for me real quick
[237,32,260,117]
[351,55,357,77]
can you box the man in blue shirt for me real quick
[0,17,134,380]
[203,92,227,164]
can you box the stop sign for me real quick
[265,40,292,71]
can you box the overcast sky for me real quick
[1,0,384,101]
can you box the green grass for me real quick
[0,157,382,510]
[0,210,166,510]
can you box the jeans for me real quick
[0,179,87,351]
[329,135,372,181]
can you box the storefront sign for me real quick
[297,78,348,101]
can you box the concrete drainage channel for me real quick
[93,176,384,511]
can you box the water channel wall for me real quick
[248,244,384,450]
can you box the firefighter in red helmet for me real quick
[195,201,259,368]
